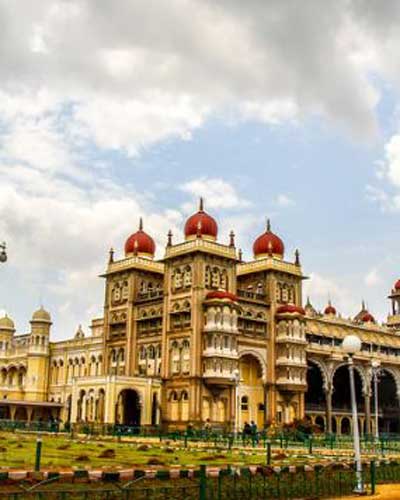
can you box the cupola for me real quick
[125,218,156,259]
[205,290,238,302]
[362,312,375,323]
[253,219,284,260]
[31,306,51,324]
[276,304,305,316]
[324,301,336,316]
[0,314,15,333]
[184,198,218,241]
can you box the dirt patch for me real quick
[137,444,150,452]
[98,449,116,459]
[147,458,165,466]
[0,447,7,453]
[75,455,90,462]
[57,444,70,451]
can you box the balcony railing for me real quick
[136,290,163,302]
[237,289,266,301]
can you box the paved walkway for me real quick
[329,484,400,499]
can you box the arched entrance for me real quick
[305,361,325,409]
[239,354,265,428]
[15,407,27,421]
[151,393,158,426]
[373,369,400,433]
[118,389,141,426]
[332,365,364,412]
[315,415,325,431]
[341,417,351,434]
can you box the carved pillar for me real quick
[364,393,371,436]
[325,388,333,434]
[9,405,16,421]
[27,407,33,423]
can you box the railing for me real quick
[0,464,377,499]
[237,289,266,301]
[136,290,164,301]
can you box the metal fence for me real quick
[0,464,379,500]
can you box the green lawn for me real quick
[0,431,391,470]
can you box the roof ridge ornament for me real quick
[199,197,204,212]
[139,217,143,231]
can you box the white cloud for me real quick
[365,268,382,286]
[180,177,251,210]
[368,134,400,212]
[383,134,400,187]
[0,0,396,158]
[276,194,295,207]
[303,272,360,317]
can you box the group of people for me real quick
[242,420,259,442]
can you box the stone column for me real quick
[9,405,16,421]
[364,393,371,436]
[27,407,33,423]
[325,388,333,434]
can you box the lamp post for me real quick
[232,368,240,435]
[342,334,364,494]
[371,360,381,443]
[0,242,6,263]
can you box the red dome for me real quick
[253,220,284,258]
[206,290,238,302]
[362,312,375,323]
[395,279,400,290]
[324,304,336,315]
[184,198,218,240]
[125,219,155,257]
[276,304,305,315]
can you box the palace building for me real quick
[1,200,400,435]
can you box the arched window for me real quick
[181,340,190,374]
[147,345,155,359]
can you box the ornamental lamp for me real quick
[342,334,361,355]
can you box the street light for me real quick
[342,334,364,494]
[371,360,381,443]
[0,243,6,263]
[232,368,240,435]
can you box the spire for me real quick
[139,217,143,231]
[362,299,366,310]
[238,248,243,262]
[108,247,114,264]
[199,197,204,212]
[229,230,235,247]
[306,296,311,306]
[167,229,173,247]
[294,248,300,265]
[266,218,271,232]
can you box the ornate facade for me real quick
[1,200,400,434]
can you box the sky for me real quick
[1,1,400,338]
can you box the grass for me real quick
[0,431,395,471]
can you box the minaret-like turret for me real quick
[0,314,15,354]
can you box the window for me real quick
[241,396,248,411]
